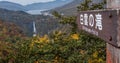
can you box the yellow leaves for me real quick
[39,35,49,43]
[29,41,34,48]
[93,51,98,58]
[88,51,104,63]
[98,58,103,62]
[30,35,50,49]
[28,31,105,63]
[88,58,104,63]
[32,35,50,44]
[88,59,98,63]
[71,34,79,40]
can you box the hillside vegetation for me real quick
[0,20,24,42]
[0,0,106,63]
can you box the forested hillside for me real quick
[0,19,24,42]
[0,8,60,36]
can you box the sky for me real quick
[0,0,55,5]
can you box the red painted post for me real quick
[107,0,120,63]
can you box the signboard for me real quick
[77,9,120,47]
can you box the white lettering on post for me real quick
[89,14,94,27]
[80,14,84,25]
[80,13,103,36]
[84,14,88,26]
[95,14,102,30]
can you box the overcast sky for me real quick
[0,0,55,5]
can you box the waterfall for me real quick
[33,21,37,37]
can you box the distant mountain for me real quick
[50,0,83,16]
[0,1,26,11]
[50,0,105,16]
[0,0,73,14]
[25,0,73,11]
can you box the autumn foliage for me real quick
[0,0,106,63]
[0,16,106,63]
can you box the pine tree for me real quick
[77,0,106,11]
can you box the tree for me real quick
[77,0,106,11]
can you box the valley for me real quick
[0,8,60,36]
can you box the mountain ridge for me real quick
[25,0,73,10]
[0,1,26,11]
[0,0,73,12]
[50,0,105,16]
[48,0,82,16]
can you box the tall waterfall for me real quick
[33,21,37,37]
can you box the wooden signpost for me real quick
[77,0,120,63]
[107,0,120,63]
[77,9,120,47]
